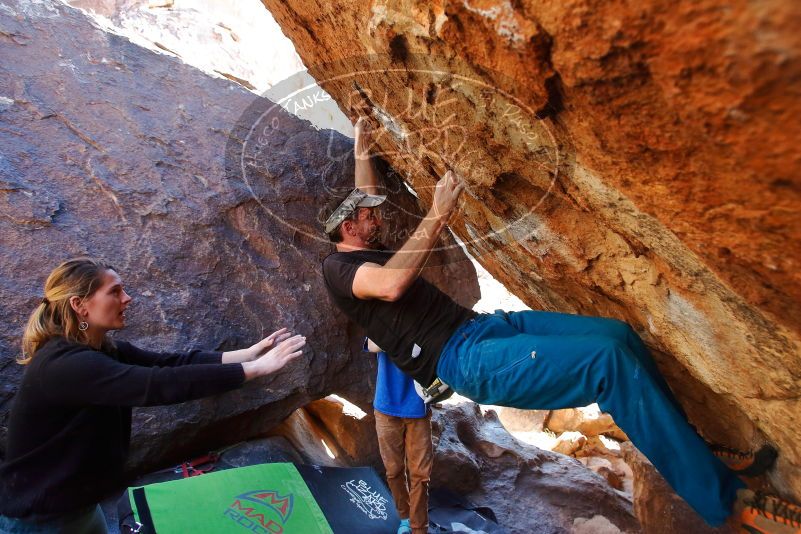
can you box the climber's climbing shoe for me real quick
[397,518,412,534]
[712,443,778,477]
[738,491,801,534]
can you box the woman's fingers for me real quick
[263,332,292,349]
[272,335,306,357]
[266,327,289,341]
[279,334,304,345]
[273,332,293,344]
[287,337,306,351]
[257,328,290,352]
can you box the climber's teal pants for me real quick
[436,310,745,526]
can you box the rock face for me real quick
[0,0,477,473]
[497,404,636,500]
[622,443,733,534]
[546,405,628,442]
[431,402,641,533]
[267,396,382,468]
[259,0,801,497]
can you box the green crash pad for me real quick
[129,463,331,533]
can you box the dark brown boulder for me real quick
[0,0,477,474]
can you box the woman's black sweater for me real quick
[0,336,245,518]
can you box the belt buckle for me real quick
[420,378,453,405]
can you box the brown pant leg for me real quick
[375,410,410,520]
[405,412,433,534]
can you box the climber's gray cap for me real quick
[324,188,386,234]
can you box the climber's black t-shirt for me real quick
[322,249,476,387]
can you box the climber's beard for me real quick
[364,224,383,248]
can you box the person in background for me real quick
[365,338,432,534]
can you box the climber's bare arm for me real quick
[352,171,464,301]
[354,117,381,196]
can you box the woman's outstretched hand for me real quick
[242,334,306,381]
[248,328,292,359]
[221,328,292,364]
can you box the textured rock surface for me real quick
[431,402,640,533]
[622,443,733,534]
[496,406,548,433]
[268,396,382,468]
[0,0,477,473]
[546,405,628,442]
[497,405,636,496]
[260,0,801,497]
[551,431,587,457]
[573,515,626,534]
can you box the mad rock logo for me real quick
[223,490,294,534]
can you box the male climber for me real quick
[320,117,799,533]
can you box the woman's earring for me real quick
[79,321,89,331]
